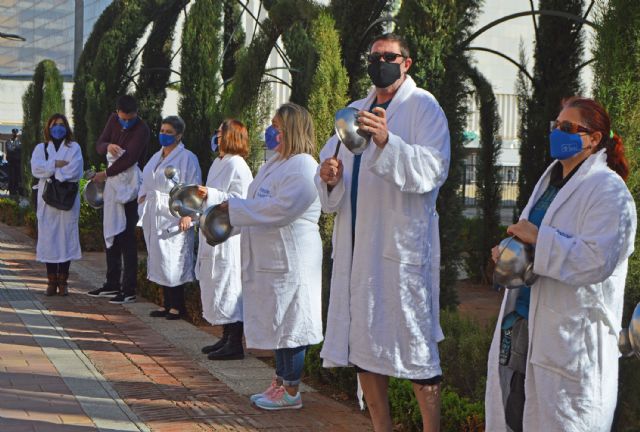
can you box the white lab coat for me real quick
[196,154,253,325]
[138,143,201,287]
[31,141,83,263]
[228,153,323,350]
[103,152,141,248]
[315,76,451,379]
[485,150,637,432]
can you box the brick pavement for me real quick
[0,222,372,432]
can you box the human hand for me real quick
[507,220,539,245]
[319,157,343,186]
[138,195,146,204]
[218,201,229,211]
[179,216,192,232]
[93,171,107,182]
[357,107,389,148]
[491,246,500,263]
[54,160,69,168]
[107,144,124,157]
[196,185,208,199]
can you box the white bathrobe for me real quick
[485,150,637,432]
[31,141,83,263]
[103,151,141,248]
[196,154,253,325]
[138,143,201,287]
[315,75,451,379]
[228,153,323,350]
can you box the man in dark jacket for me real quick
[6,128,22,196]
[87,95,150,304]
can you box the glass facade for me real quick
[0,0,111,77]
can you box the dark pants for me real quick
[162,284,185,314]
[8,158,20,195]
[105,199,138,296]
[45,261,70,275]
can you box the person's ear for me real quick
[587,131,601,150]
[403,57,412,73]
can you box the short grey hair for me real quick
[161,115,186,135]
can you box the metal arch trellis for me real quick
[462,9,600,85]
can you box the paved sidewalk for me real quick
[0,222,372,431]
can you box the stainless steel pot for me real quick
[493,236,537,288]
[620,302,640,358]
[334,107,371,155]
[167,184,203,218]
[82,180,105,209]
[199,204,233,246]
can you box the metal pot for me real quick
[493,236,537,288]
[167,184,203,218]
[334,107,371,155]
[83,180,105,209]
[199,204,233,246]
[620,302,640,358]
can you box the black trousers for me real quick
[105,199,138,296]
[45,261,70,275]
[162,284,185,314]
[8,159,21,195]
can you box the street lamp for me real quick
[0,32,26,42]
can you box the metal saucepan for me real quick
[167,184,204,218]
[493,236,537,289]
[82,169,105,209]
[199,203,233,246]
[334,107,371,156]
[164,165,184,197]
[620,302,640,358]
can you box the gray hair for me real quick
[161,115,186,135]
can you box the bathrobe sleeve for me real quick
[366,97,450,194]
[534,178,636,286]
[30,144,56,179]
[55,143,83,182]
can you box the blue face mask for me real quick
[158,133,176,147]
[50,124,67,140]
[265,125,280,150]
[549,129,584,160]
[118,116,138,130]
[211,134,218,152]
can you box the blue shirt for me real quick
[351,99,391,248]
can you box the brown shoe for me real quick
[57,273,69,296]
[46,274,57,296]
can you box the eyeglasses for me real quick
[550,120,592,134]
[367,52,405,63]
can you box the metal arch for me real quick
[462,10,598,47]
[464,47,534,84]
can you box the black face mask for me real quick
[367,61,402,88]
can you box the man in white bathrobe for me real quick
[316,33,450,431]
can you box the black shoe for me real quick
[166,311,181,320]
[109,293,136,304]
[87,285,120,297]
[149,309,168,317]
[201,325,231,354]
[208,322,244,360]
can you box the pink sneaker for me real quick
[250,378,280,403]
[254,386,302,410]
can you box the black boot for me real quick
[202,324,231,354]
[208,322,244,360]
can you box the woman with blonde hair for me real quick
[219,103,323,409]
[30,113,83,296]
[196,119,253,360]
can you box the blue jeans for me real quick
[274,346,308,386]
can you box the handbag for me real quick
[42,144,78,211]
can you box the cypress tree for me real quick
[465,65,502,283]
[136,0,187,162]
[593,2,640,428]
[21,60,64,202]
[397,0,481,308]
[178,0,224,172]
[222,0,245,85]
[516,0,584,213]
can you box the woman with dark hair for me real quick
[30,114,83,296]
[138,115,201,320]
[196,119,253,360]
[485,97,637,432]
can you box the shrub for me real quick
[0,198,24,226]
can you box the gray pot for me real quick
[334,107,371,155]
[167,184,203,218]
[493,236,537,288]
[199,204,232,246]
[82,180,105,209]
